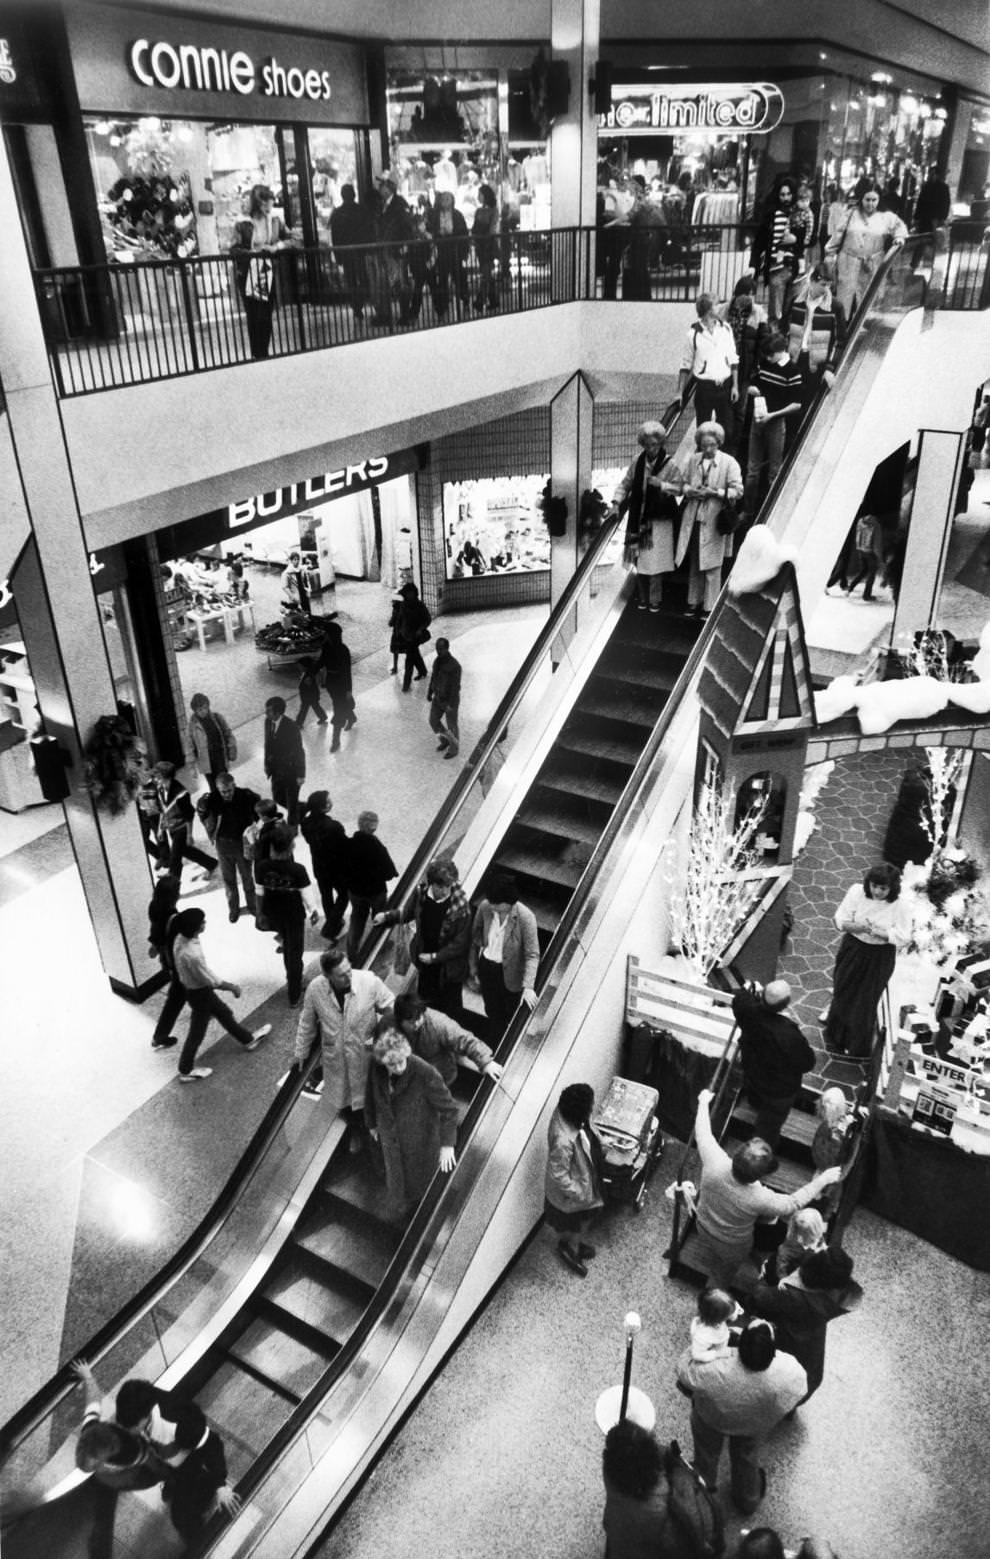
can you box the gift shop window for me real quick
[443,476,551,580]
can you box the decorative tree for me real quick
[922,746,962,857]
[668,774,767,979]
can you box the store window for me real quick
[84,114,361,257]
[385,67,550,234]
[443,475,551,579]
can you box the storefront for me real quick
[63,2,372,260]
[385,62,551,234]
[597,63,950,225]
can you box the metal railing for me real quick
[38,218,983,397]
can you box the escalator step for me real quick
[264,1258,371,1341]
[194,1361,295,1480]
[556,725,642,766]
[598,648,689,688]
[322,1155,390,1218]
[228,1315,332,1399]
[578,678,666,727]
[731,1098,818,1150]
[297,1198,401,1289]
[518,799,604,846]
[537,761,625,806]
[494,845,584,891]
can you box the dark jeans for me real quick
[691,1406,764,1514]
[743,416,788,515]
[478,955,516,1043]
[746,1085,799,1150]
[269,903,306,1003]
[402,644,428,690]
[161,825,216,878]
[216,838,257,915]
[153,975,187,1044]
[179,986,255,1075]
[429,697,460,751]
[270,773,301,825]
[346,890,386,962]
[296,688,328,726]
[244,295,275,359]
[693,380,735,447]
[315,871,348,937]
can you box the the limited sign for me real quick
[599,82,784,137]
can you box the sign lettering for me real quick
[599,82,784,137]
[0,39,16,85]
[227,456,392,527]
[129,37,332,102]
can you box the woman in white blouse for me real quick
[822,862,912,1057]
[824,183,907,320]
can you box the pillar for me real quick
[0,132,159,999]
[550,0,601,300]
[891,428,966,641]
[550,371,594,657]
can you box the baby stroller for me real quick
[594,1076,664,1213]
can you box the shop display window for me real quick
[443,475,551,579]
[385,67,550,233]
[308,128,360,245]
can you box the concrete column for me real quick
[891,428,966,640]
[550,0,600,299]
[0,132,159,998]
[550,371,594,657]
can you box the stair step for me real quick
[731,1099,818,1149]
[263,1256,371,1343]
[536,760,626,807]
[194,1361,295,1481]
[495,844,585,892]
[227,1313,332,1399]
[322,1154,390,1218]
[601,648,689,689]
[296,1196,401,1289]
[576,684,661,728]
[556,725,641,767]
[518,797,605,846]
[669,1229,709,1287]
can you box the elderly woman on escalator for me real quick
[365,1028,459,1223]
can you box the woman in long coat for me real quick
[544,1082,604,1278]
[366,1030,459,1222]
[611,420,681,611]
[673,421,743,618]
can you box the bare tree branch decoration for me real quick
[668,774,768,979]
[922,746,962,857]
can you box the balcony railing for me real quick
[33,221,989,397]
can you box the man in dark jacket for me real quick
[374,174,413,326]
[427,637,462,759]
[263,695,305,824]
[394,992,502,1087]
[196,772,260,922]
[329,182,373,322]
[344,809,398,962]
[735,1246,861,1402]
[732,980,815,1149]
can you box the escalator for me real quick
[0,238,937,1559]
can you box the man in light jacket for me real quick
[292,948,393,1145]
[469,871,540,1041]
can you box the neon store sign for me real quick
[129,37,333,102]
[600,83,784,135]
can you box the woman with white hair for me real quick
[365,1030,459,1221]
[673,421,743,618]
[609,421,681,611]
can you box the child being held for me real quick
[690,1286,742,1361]
[764,1207,827,1286]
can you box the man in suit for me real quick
[263,696,305,825]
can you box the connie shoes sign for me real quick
[67,3,369,125]
[599,83,784,136]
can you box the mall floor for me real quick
[0,582,546,1423]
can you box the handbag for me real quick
[245,255,274,301]
[716,501,741,536]
[415,626,431,644]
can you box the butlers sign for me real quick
[599,82,784,136]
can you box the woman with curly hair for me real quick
[822,863,913,1057]
[365,1030,459,1221]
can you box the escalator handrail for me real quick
[757,234,930,529]
[0,1051,324,1463]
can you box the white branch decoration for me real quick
[668,774,768,979]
